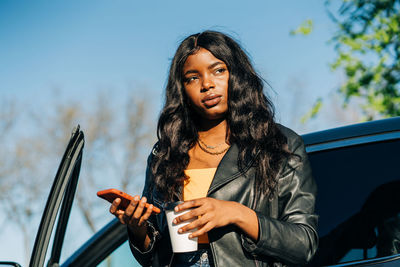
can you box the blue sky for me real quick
[0,0,349,133]
[0,0,354,264]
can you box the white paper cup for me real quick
[165,201,198,253]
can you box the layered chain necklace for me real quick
[197,137,229,155]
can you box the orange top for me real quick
[183,168,217,244]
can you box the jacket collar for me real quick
[207,143,255,195]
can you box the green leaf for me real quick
[301,98,323,124]
[340,36,363,50]
[290,19,313,36]
[303,0,400,120]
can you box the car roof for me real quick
[302,117,400,147]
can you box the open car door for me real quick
[28,125,84,267]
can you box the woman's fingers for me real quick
[109,195,156,230]
[109,198,122,214]
[116,210,126,224]
[132,196,147,220]
[125,196,141,217]
[178,213,210,233]
[174,198,235,235]
[175,198,204,212]
[115,210,125,216]
[190,222,214,238]
[173,205,205,224]
[110,198,129,225]
[138,204,153,226]
[173,199,211,234]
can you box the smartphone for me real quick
[97,188,161,214]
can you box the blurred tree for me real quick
[0,100,17,199]
[0,90,154,264]
[292,0,400,121]
[327,0,400,120]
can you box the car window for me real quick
[30,127,84,267]
[98,240,140,267]
[56,166,145,263]
[57,187,136,263]
[307,138,400,266]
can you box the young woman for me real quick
[110,31,318,267]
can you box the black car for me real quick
[1,118,400,267]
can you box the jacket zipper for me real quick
[168,253,175,267]
[209,241,217,267]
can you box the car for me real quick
[1,118,400,267]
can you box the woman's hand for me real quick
[173,197,259,241]
[109,196,154,249]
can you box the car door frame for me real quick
[303,118,400,266]
[29,125,84,267]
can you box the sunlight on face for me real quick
[182,48,229,121]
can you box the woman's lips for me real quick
[202,94,222,107]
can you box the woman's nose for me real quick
[201,74,215,91]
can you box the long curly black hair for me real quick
[151,31,290,201]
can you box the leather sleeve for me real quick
[128,221,159,267]
[242,134,318,265]
[128,151,161,267]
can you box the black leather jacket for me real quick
[128,125,318,266]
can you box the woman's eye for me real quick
[185,76,198,83]
[215,68,226,74]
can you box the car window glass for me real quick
[98,240,140,267]
[57,200,110,262]
[32,129,84,267]
[57,187,144,263]
[307,138,400,266]
[55,173,145,263]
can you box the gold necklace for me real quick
[198,137,225,149]
[197,139,229,155]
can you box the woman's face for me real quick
[182,48,229,121]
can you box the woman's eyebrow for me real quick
[184,69,198,75]
[183,61,225,75]
[208,61,224,69]
[183,61,225,76]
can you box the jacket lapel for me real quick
[207,143,255,195]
